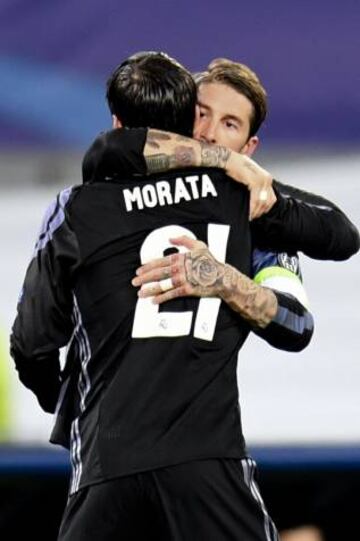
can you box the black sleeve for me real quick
[82,129,360,261]
[250,248,314,351]
[253,290,314,352]
[251,180,360,261]
[10,188,81,413]
[82,128,147,183]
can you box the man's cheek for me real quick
[193,121,202,140]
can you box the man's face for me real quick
[193,82,259,156]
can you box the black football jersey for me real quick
[12,168,252,493]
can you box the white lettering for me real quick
[142,184,157,208]
[185,175,200,199]
[174,177,192,204]
[201,174,218,198]
[123,174,218,211]
[123,187,144,211]
[156,181,173,206]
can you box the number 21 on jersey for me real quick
[132,224,230,342]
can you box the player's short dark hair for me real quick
[106,51,197,137]
[194,58,267,138]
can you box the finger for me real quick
[138,279,174,298]
[258,188,269,203]
[137,281,163,297]
[251,201,268,220]
[132,267,172,286]
[152,284,193,304]
[158,278,173,292]
[135,252,183,276]
[267,189,277,210]
[250,188,277,220]
[169,235,207,251]
[257,189,276,217]
[135,256,170,275]
[249,190,259,221]
[133,257,186,287]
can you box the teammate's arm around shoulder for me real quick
[143,130,276,219]
[82,128,276,220]
[83,129,359,261]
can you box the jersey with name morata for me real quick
[12,168,255,494]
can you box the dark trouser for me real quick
[58,457,278,541]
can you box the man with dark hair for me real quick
[9,52,319,541]
[107,51,197,137]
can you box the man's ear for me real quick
[112,115,123,129]
[241,136,259,157]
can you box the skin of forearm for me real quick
[219,264,278,328]
[184,249,278,328]
[143,129,273,196]
[144,129,231,174]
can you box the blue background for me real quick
[0,0,359,148]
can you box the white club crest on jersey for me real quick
[277,253,299,275]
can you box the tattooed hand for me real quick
[131,235,278,328]
[131,236,226,303]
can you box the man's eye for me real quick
[199,111,207,118]
[225,121,237,130]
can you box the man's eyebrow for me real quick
[224,114,243,124]
[197,100,210,110]
[198,101,243,124]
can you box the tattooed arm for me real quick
[83,128,359,259]
[82,128,274,219]
[133,235,277,328]
[144,130,275,220]
[132,236,314,351]
[145,129,359,259]
[144,129,231,172]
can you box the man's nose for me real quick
[199,121,217,144]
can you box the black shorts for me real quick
[58,457,279,541]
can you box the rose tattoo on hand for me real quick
[184,249,224,296]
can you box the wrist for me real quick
[217,264,238,301]
[199,142,232,170]
[225,152,250,185]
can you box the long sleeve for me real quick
[251,180,360,261]
[10,187,81,413]
[82,128,147,183]
[250,248,314,352]
[82,129,359,261]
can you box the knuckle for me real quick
[183,284,192,295]
[172,289,182,299]
[172,275,182,287]
[172,265,180,275]
[171,253,181,265]
[154,270,163,281]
